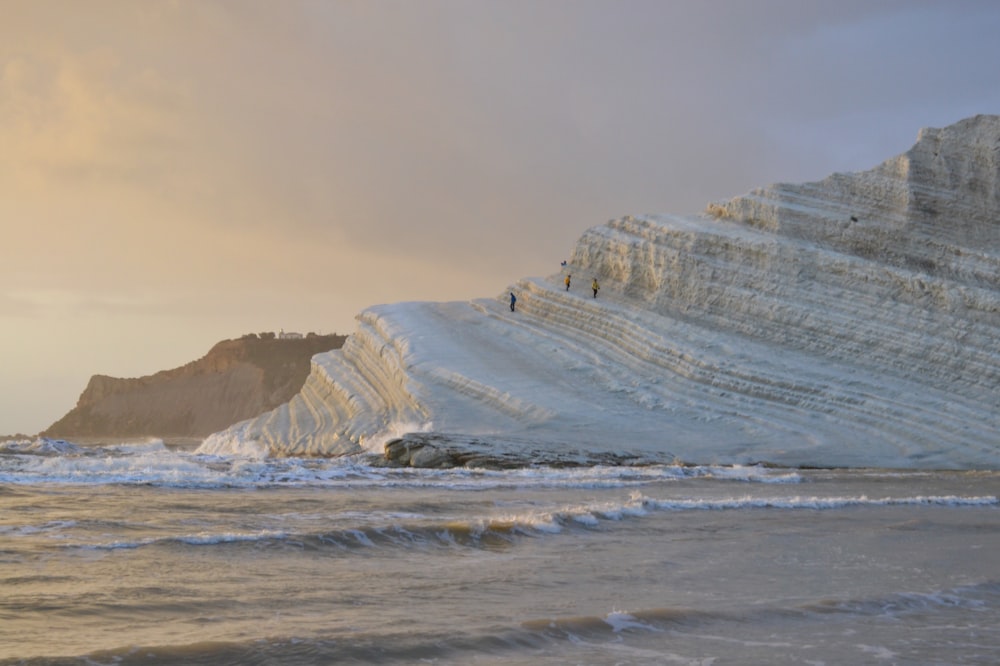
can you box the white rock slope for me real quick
[200,115,1000,469]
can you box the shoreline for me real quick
[8,431,998,473]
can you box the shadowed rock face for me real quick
[43,334,346,439]
[202,116,1000,469]
[381,432,661,469]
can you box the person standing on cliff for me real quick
[509,292,517,312]
[592,278,600,298]
[564,274,571,291]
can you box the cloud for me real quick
[0,49,186,189]
[3,0,1000,435]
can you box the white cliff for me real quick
[200,115,1000,469]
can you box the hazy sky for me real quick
[3,0,1000,436]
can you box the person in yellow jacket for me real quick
[564,274,571,291]
[591,278,600,298]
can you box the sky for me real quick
[2,0,1000,436]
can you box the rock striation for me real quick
[200,115,1000,469]
[44,334,346,439]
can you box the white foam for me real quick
[174,530,289,546]
[0,441,993,498]
[0,439,246,487]
[0,437,83,456]
[485,491,1000,536]
[605,609,661,633]
[0,520,78,537]
[77,530,291,551]
[196,425,270,459]
[106,438,168,454]
[642,494,999,511]
[857,644,898,660]
[486,490,1000,525]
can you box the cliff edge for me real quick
[43,334,346,439]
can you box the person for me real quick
[509,292,517,312]
[564,274,571,291]
[592,278,600,298]
[560,260,567,267]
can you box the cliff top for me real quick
[42,333,347,439]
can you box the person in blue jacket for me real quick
[509,292,517,312]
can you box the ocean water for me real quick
[2,438,999,665]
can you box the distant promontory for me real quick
[43,332,346,440]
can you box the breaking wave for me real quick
[0,437,804,488]
[27,489,997,556]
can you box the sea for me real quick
[2,437,1000,665]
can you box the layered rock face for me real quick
[44,334,346,439]
[201,115,1000,468]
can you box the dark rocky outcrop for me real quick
[43,334,346,439]
[382,432,667,469]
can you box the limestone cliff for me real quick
[201,116,1000,469]
[43,334,346,439]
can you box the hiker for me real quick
[509,292,517,312]
[564,274,571,291]
[592,278,600,298]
